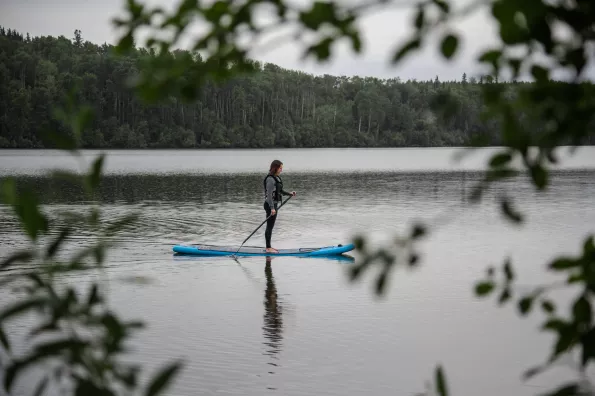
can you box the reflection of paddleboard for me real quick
[172,243,355,257]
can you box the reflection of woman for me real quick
[262,256,283,370]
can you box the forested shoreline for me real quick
[1,26,594,149]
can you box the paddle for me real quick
[231,195,293,257]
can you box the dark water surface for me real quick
[1,148,595,396]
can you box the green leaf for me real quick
[88,284,101,306]
[1,251,33,269]
[0,297,48,322]
[583,235,595,255]
[94,245,106,265]
[530,164,548,189]
[305,37,334,61]
[0,177,16,205]
[523,365,545,380]
[542,318,568,332]
[126,0,144,19]
[489,152,513,167]
[552,325,577,358]
[440,34,458,59]
[567,273,584,284]
[508,58,522,78]
[469,182,487,203]
[549,257,578,270]
[34,338,88,357]
[503,259,514,282]
[518,296,534,315]
[203,0,231,24]
[347,30,362,53]
[375,271,388,295]
[4,361,21,392]
[541,300,556,314]
[483,82,505,104]
[545,148,558,164]
[75,379,110,396]
[565,47,586,75]
[498,11,529,45]
[414,7,425,29]
[432,0,449,14]
[27,273,45,288]
[28,322,59,339]
[41,129,78,152]
[531,65,549,82]
[116,31,135,54]
[392,38,421,63]
[353,235,366,251]
[531,19,553,53]
[87,154,105,191]
[411,224,426,239]
[491,0,515,23]
[46,228,71,259]
[475,281,494,296]
[181,83,198,101]
[115,366,140,389]
[145,360,183,396]
[4,353,45,392]
[10,187,49,241]
[0,326,10,351]
[501,197,523,223]
[33,376,49,396]
[408,253,419,267]
[572,296,591,327]
[580,327,595,366]
[498,287,511,304]
[435,365,448,396]
[299,1,337,30]
[478,49,502,67]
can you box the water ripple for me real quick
[0,162,594,396]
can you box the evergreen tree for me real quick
[0,25,593,149]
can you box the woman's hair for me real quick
[269,159,283,175]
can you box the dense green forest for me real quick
[1,25,593,149]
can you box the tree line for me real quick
[1,25,593,149]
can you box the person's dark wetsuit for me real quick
[263,174,292,249]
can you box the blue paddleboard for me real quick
[172,243,355,257]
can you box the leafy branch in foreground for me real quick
[0,89,182,396]
[112,0,375,101]
[108,0,595,394]
[474,236,595,379]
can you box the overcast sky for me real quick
[0,0,553,81]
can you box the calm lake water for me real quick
[1,147,595,396]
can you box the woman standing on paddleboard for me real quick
[263,160,296,253]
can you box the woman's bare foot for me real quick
[266,247,278,253]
